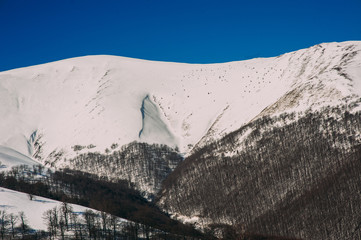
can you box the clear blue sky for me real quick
[1,0,361,71]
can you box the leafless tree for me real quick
[0,210,9,240]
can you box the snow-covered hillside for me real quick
[1,41,361,240]
[0,41,360,166]
[0,146,39,171]
[0,187,99,230]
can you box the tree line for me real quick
[0,166,204,239]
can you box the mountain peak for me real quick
[0,41,360,161]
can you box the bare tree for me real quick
[18,211,28,239]
[43,208,58,240]
[61,202,72,230]
[83,210,96,239]
[9,213,17,239]
[0,210,9,240]
[59,217,65,240]
[109,215,118,239]
[100,211,108,237]
[71,212,84,240]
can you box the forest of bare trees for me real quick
[34,141,183,199]
[0,165,204,239]
[158,105,361,239]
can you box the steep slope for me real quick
[159,107,361,239]
[0,41,360,200]
[68,142,183,197]
[193,42,361,150]
[0,187,91,231]
[157,42,361,239]
[0,186,194,239]
[0,41,358,160]
[0,146,39,171]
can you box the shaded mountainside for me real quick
[0,166,204,239]
[158,103,361,240]
[34,141,182,198]
[0,166,299,239]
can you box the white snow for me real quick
[0,146,39,171]
[0,41,359,163]
[0,187,90,230]
[343,46,361,96]
[0,41,360,234]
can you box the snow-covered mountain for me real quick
[0,41,360,164]
[155,42,361,239]
[1,41,361,239]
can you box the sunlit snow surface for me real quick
[0,41,360,162]
[0,187,91,230]
[0,146,39,171]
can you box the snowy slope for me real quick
[0,187,100,230]
[0,41,360,165]
[0,146,39,171]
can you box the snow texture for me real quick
[0,187,92,230]
[0,146,39,171]
[0,41,359,163]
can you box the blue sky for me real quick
[1,0,360,71]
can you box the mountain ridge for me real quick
[1,41,359,162]
[3,41,360,72]
[1,41,361,239]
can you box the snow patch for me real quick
[0,187,89,230]
[0,145,39,171]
